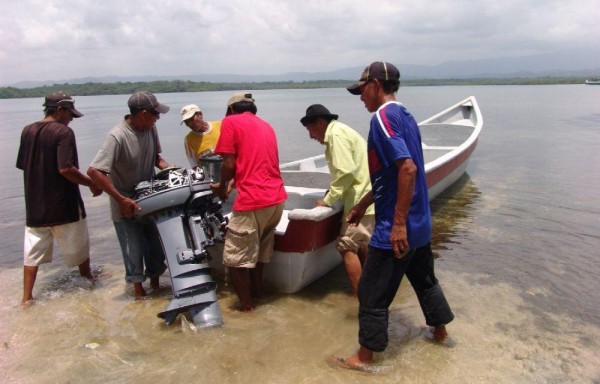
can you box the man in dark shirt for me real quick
[16,91,102,305]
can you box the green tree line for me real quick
[0,77,591,99]
[0,80,349,99]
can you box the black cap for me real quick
[346,61,400,95]
[127,91,170,114]
[43,91,83,118]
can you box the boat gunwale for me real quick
[280,96,483,178]
[421,96,483,174]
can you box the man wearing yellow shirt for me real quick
[301,104,375,296]
[181,104,221,167]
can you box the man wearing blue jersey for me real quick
[330,62,454,371]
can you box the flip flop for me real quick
[327,355,373,373]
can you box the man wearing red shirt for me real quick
[211,92,287,311]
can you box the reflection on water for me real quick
[430,174,481,253]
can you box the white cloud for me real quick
[0,0,599,84]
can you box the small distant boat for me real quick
[210,97,483,293]
[585,79,600,85]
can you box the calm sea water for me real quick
[0,86,599,383]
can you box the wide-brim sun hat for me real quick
[300,104,339,125]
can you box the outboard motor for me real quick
[199,154,223,182]
[133,167,227,328]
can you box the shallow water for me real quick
[1,86,599,383]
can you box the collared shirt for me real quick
[322,120,374,218]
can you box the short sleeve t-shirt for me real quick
[89,119,161,221]
[367,102,431,250]
[215,112,287,211]
[184,121,222,167]
[16,121,86,227]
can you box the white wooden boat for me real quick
[210,96,483,293]
[421,96,482,200]
[585,79,600,85]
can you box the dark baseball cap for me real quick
[127,91,170,114]
[43,91,83,118]
[346,61,400,95]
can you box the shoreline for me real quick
[0,76,595,99]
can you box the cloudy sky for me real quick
[1,0,599,85]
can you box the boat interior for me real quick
[218,168,340,251]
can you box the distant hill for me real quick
[6,49,600,89]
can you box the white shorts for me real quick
[24,219,90,268]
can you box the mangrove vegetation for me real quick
[0,77,591,99]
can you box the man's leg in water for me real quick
[406,243,454,342]
[229,266,253,311]
[335,248,411,368]
[22,266,39,304]
[341,249,362,296]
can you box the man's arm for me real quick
[346,190,373,226]
[59,166,102,196]
[155,154,169,170]
[87,167,139,219]
[209,153,235,200]
[322,134,355,207]
[390,158,416,258]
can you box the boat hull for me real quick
[426,137,478,199]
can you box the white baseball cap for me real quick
[180,104,201,124]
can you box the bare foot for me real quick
[92,270,113,282]
[148,284,171,297]
[133,282,147,300]
[433,325,447,343]
[21,298,35,307]
[423,326,455,347]
[150,277,160,290]
[327,355,373,373]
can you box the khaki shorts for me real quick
[223,203,284,268]
[24,218,90,268]
[336,214,374,254]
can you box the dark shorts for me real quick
[357,244,454,352]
